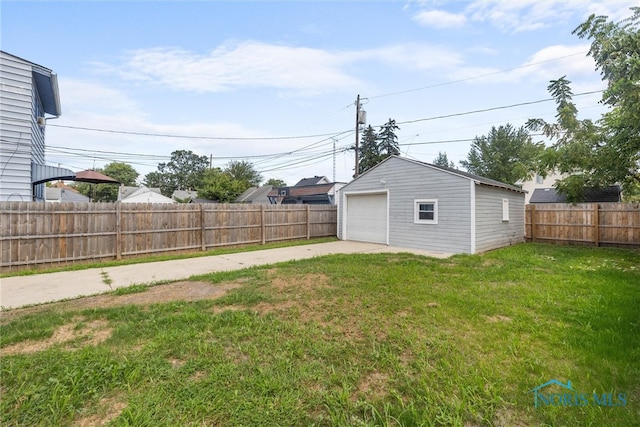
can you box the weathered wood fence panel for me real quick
[525,203,640,247]
[0,202,337,271]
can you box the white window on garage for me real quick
[414,199,438,224]
[502,198,510,222]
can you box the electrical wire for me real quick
[46,123,351,141]
[366,50,590,100]
[395,90,604,126]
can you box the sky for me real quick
[2,1,636,186]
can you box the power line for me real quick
[395,90,604,126]
[41,90,604,178]
[46,123,350,141]
[367,50,590,100]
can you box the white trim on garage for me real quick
[470,180,476,254]
[341,189,389,245]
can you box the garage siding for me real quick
[387,161,472,254]
[474,185,525,252]
[339,157,472,254]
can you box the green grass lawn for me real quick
[1,243,638,426]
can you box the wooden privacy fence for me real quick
[526,203,640,248]
[0,202,337,271]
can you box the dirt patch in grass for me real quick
[210,304,245,315]
[355,371,390,401]
[1,316,112,356]
[72,395,127,427]
[485,315,512,323]
[1,281,242,322]
[268,272,333,293]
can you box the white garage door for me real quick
[345,193,388,244]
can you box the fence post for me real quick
[200,204,206,251]
[306,205,311,239]
[530,205,536,242]
[593,204,600,247]
[261,204,266,245]
[116,203,122,260]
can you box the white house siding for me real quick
[473,184,525,253]
[339,157,473,254]
[0,52,34,201]
[31,80,47,200]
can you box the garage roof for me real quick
[352,156,526,194]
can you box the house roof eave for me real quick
[33,70,61,117]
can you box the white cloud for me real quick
[95,41,467,96]
[467,1,580,33]
[362,43,464,71]
[412,10,467,29]
[48,78,290,176]
[99,42,361,95]
[58,78,141,116]
[450,43,605,91]
[520,44,598,81]
[418,1,639,34]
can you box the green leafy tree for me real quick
[197,168,247,203]
[433,151,455,168]
[460,124,543,185]
[265,178,287,187]
[226,160,262,187]
[527,9,640,201]
[75,162,138,202]
[144,150,209,196]
[357,119,401,175]
[526,77,601,201]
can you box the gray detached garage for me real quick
[338,156,526,254]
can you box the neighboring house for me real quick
[519,171,565,203]
[236,186,273,204]
[172,190,199,203]
[520,171,623,203]
[295,176,331,186]
[337,156,525,255]
[45,186,90,203]
[118,186,175,203]
[0,51,75,201]
[267,176,345,205]
[118,186,143,201]
[530,185,621,203]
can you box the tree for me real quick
[225,160,262,187]
[526,77,601,201]
[144,150,209,196]
[265,178,287,187]
[460,124,543,185]
[197,161,262,202]
[378,118,400,158]
[433,151,455,168]
[75,162,138,202]
[197,168,247,203]
[576,8,640,190]
[358,125,381,175]
[527,8,640,201]
[357,119,401,175]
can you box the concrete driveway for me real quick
[0,241,451,310]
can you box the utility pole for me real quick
[332,138,336,183]
[354,94,361,178]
